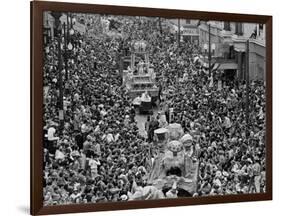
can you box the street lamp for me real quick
[178,18,181,48]
[72,17,76,25]
[208,23,211,76]
[67,42,73,50]
[203,43,208,54]
[63,22,69,81]
[69,28,75,36]
[211,43,216,56]
[246,39,250,138]
[62,12,75,81]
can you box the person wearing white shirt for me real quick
[88,155,100,179]
[55,147,65,161]
[47,125,59,155]
[223,116,232,129]
[47,126,59,141]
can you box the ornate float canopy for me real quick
[167,140,183,154]
[131,40,148,53]
[166,123,184,140]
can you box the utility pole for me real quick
[178,18,181,48]
[65,13,69,80]
[63,23,68,81]
[245,39,250,138]
[208,23,211,76]
[158,17,162,35]
[51,12,64,133]
[66,13,69,43]
[70,13,73,28]
[58,35,64,134]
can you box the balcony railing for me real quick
[215,57,236,63]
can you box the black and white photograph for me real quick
[42,11,266,206]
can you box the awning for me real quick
[212,63,220,70]
[218,62,238,70]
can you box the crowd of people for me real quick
[43,14,266,205]
[160,67,266,196]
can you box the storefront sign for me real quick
[182,28,199,36]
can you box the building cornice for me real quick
[249,38,266,47]
[232,34,248,43]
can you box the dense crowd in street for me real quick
[43,14,266,205]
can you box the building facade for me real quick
[198,21,266,81]
[168,19,200,45]
[43,12,55,45]
[180,19,200,45]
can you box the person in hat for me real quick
[144,115,151,139]
[180,134,193,157]
[105,128,114,143]
[81,120,90,142]
[158,111,168,128]
[148,115,159,142]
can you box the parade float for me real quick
[122,40,159,112]
[149,123,199,196]
[128,123,199,200]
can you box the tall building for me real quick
[198,21,266,81]
[168,19,200,45]
[180,19,200,45]
[43,12,55,45]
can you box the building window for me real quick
[228,45,235,59]
[224,22,231,31]
[185,19,191,24]
[258,24,264,37]
[43,28,51,45]
[235,23,243,36]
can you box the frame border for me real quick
[31,1,272,215]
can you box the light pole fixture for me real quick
[67,42,73,50]
[211,43,216,56]
[72,17,76,25]
[51,12,62,37]
[63,22,69,81]
[69,28,75,36]
[208,23,211,76]
[203,43,208,54]
[246,39,250,138]
[178,18,181,48]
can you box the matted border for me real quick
[31,1,272,215]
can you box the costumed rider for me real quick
[138,60,145,74]
[180,133,198,161]
[132,95,142,107]
[141,91,151,102]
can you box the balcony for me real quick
[215,57,236,63]
[231,34,266,53]
[231,34,248,52]
[213,57,237,70]
[249,38,265,47]
[220,30,233,44]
